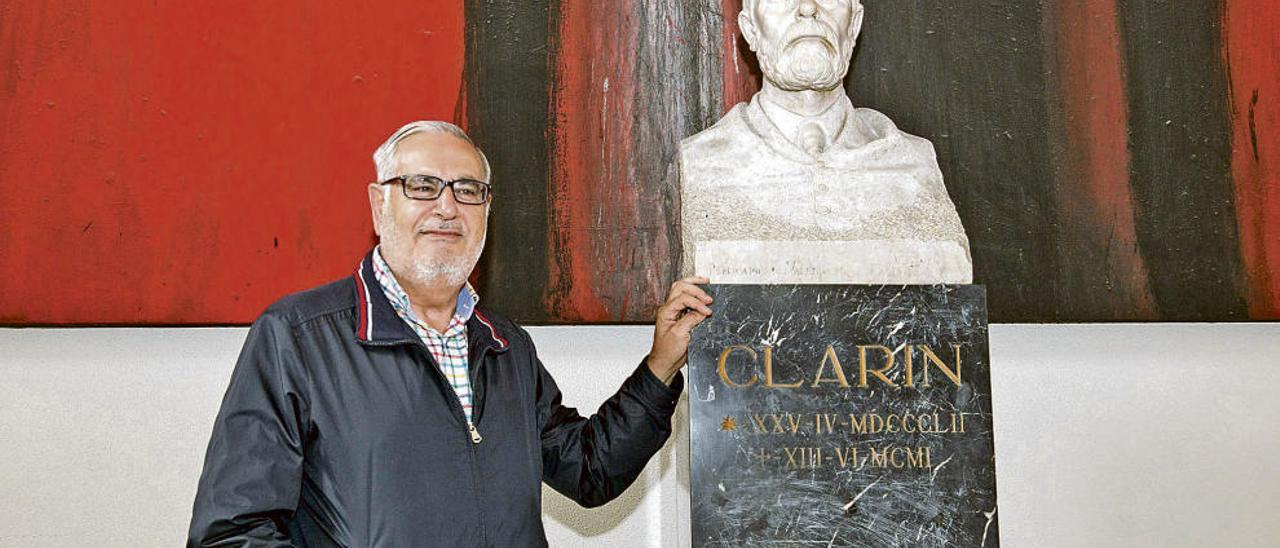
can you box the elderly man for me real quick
[679,0,972,284]
[188,121,712,547]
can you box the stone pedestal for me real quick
[687,284,998,547]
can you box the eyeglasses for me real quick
[379,174,491,205]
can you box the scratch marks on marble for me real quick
[688,284,998,547]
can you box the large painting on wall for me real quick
[1,0,1276,324]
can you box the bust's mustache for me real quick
[779,19,839,52]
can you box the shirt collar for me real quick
[352,248,505,350]
[758,92,851,156]
[371,246,478,334]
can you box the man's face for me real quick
[368,132,489,288]
[742,0,863,92]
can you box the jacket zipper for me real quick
[409,343,483,445]
[463,348,490,546]
[412,342,489,545]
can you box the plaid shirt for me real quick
[372,247,478,423]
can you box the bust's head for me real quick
[739,0,865,92]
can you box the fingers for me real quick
[649,278,712,375]
[673,305,710,332]
[660,293,712,321]
[666,276,712,301]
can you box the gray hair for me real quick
[372,120,491,183]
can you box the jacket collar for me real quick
[468,310,510,355]
[352,250,509,353]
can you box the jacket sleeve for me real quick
[187,311,311,547]
[533,330,684,508]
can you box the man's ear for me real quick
[738,11,759,52]
[850,3,865,43]
[368,183,385,236]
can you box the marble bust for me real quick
[678,0,973,284]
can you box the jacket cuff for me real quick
[628,359,684,416]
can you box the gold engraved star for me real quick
[720,416,737,431]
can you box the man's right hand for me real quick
[645,277,713,384]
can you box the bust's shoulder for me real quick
[680,102,753,155]
[853,107,937,156]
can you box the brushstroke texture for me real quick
[1,0,1277,324]
[462,1,554,321]
[1116,0,1248,320]
[1042,0,1156,320]
[546,0,725,321]
[1224,0,1280,319]
[848,1,1059,321]
[0,1,465,324]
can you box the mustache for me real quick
[782,19,839,49]
[416,221,464,234]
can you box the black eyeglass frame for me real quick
[378,174,492,205]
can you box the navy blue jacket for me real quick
[188,252,683,547]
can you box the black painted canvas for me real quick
[688,285,998,547]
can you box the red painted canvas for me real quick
[1,1,1276,324]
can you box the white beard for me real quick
[758,36,851,92]
[378,209,486,289]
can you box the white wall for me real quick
[1,324,1277,547]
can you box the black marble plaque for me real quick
[688,285,998,547]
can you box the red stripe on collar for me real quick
[353,262,373,341]
[473,310,508,349]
